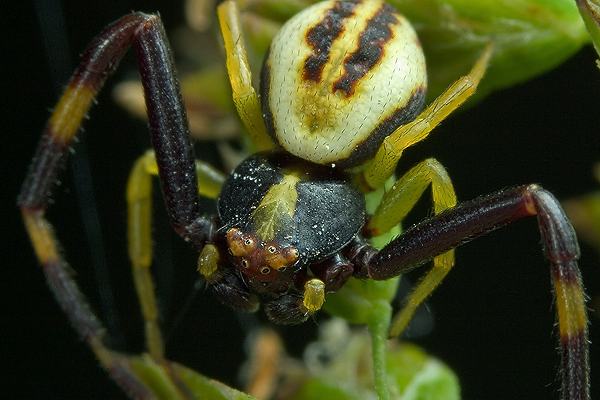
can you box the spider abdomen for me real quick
[260,0,427,167]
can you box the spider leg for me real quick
[198,245,261,312]
[135,149,226,200]
[354,184,589,400]
[19,13,216,397]
[20,12,214,248]
[366,158,456,337]
[264,278,326,325]
[127,150,225,359]
[217,0,274,151]
[21,211,155,398]
[127,152,165,360]
[358,44,492,190]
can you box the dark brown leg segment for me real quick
[133,20,213,247]
[354,184,589,400]
[18,13,213,398]
[19,12,213,247]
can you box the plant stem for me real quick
[367,300,393,400]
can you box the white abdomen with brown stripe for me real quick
[260,0,427,167]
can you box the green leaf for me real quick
[576,0,600,59]
[388,344,460,400]
[324,278,398,324]
[127,355,255,400]
[173,363,256,400]
[388,0,589,101]
[288,320,460,400]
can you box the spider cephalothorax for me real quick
[202,152,365,319]
[20,0,590,398]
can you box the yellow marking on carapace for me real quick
[49,84,96,143]
[22,210,60,265]
[553,276,588,338]
[303,278,325,313]
[251,173,301,242]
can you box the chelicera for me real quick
[19,0,589,398]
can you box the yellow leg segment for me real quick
[127,153,164,360]
[126,151,225,359]
[49,84,97,143]
[127,150,224,359]
[367,159,457,338]
[139,149,226,199]
[361,45,493,190]
[217,0,273,151]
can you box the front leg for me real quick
[352,184,589,400]
[19,13,214,397]
[134,18,214,247]
[20,13,213,248]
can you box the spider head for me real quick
[225,227,299,293]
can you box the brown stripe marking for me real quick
[302,0,359,82]
[333,3,399,97]
[337,85,425,168]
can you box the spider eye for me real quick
[241,259,249,268]
[267,246,277,253]
[260,267,271,275]
[244,238,253,246]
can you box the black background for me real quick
[4,0,600,399]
